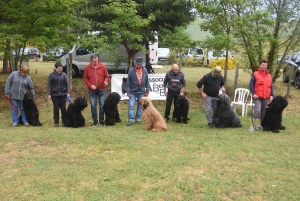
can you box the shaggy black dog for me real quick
[19,93,42,126]
[213,93,242,128]
[103,92,122,126]
[174,96,189,124]
[64,96,88,128]
[261,95,288,133]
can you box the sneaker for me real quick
[208,123,213,128]
[13,123,17,127]
[135,121,141,124]
[24,123,29,126]
[99,121,105,126]
[54,123,59,127]
[256,125,263,130]
[127,121,133,126]
[91,122,98,127]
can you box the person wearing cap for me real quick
[197,66,225,128]
[126,57,150,126]
[249,60,274,130]
[47,62,70,127]
[5,65,36,127]
[84,54,110,126]
[163,63,186,122]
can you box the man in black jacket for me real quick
[197,66,225,128]
[163,64,186,122]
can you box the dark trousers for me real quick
[51,95,67,124]
[165,90,180,119]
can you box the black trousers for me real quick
[164,90,180,119]
[51,95,67,124]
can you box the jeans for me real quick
[51,95,67,124]
[165,90,180,119]
[128,93,144,121]
[204,96,217,124]
[89,90,106,123]
[10,99,28,124]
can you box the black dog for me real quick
[214,93,242,128]
[175,96,189,124]
[104,92,122,126]
[64,96,88,128]
[261,96,288,133]
[19,93,42,126]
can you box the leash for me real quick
[4,95,19,114]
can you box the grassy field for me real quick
[0,62,300,200]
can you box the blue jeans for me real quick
[128,93,144,121]
[204,96,217,124]
[10,99,28,124]
[89,90,106,123]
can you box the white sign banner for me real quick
[111,73,166,100]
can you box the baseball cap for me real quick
[213,66,222,76]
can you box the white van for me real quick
[61,45,147,76]
[183,47,204,61]
[158,48,170,61]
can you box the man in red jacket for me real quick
[84,54,110,126]
[249,60,274,130]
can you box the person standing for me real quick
[47,62,70,127]
[84,54,110,126]
[249,60,274,130]
[197,66,225,128]
[126,57,150,126]
[5,65,36,127]
[163,63,186,122]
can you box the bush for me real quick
[183,58,202,67]
[166,51,180,65]
[209,58,238,70]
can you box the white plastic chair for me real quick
[245,95,254,116]
[231,88,249,117]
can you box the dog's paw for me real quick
[278,125,285,130]
[271,129,280,133]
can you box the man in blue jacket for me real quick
[126,57,150,126]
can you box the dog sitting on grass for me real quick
[139,97,167,132]
[261,95,288,133]
[19,93,42,126]
[213,93,242,128]
[103,92,122,126]
[64,96,88,128]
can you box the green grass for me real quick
[0,62,300,200]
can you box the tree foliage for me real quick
[0,0,82,71]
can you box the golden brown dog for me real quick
[139,97,167,132]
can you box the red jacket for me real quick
[84,62,110,91]
[253,69,272,99]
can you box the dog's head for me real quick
[73,96,88,110]
[23,93,34,106]
[177,96,188,105]
[269,95,288,111]
[139,97,153,110]
[217,93,231,105]
[109,92,121,104]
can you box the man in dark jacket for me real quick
[126,57,150,126]
[163,64,186,122]
[197,66,225,128]
[47,62,70,127]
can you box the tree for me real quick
[79,0,195,70]
[0,0,81,72]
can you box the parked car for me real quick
[182,47,204,61]
[282,52,300,89]
[157,48,170,61]
[278,54,292,66]
[208,50,233,63]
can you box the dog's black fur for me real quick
[174,96,189,124]
[64,96,88,128]
[214,93,242,128]
[103,92,122,126]
[19,93,42,126]
[261,95,288,133]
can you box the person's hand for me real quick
[91,85,97,90]
[127,94,131,98]
[253,94,258,99]
[270,96,273,102]
[104,82,108,86]
[180,92,184,96]
[48,95,51,100]
[164,91,167,96]
[4,95,10,101]
[201,92,207,99]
